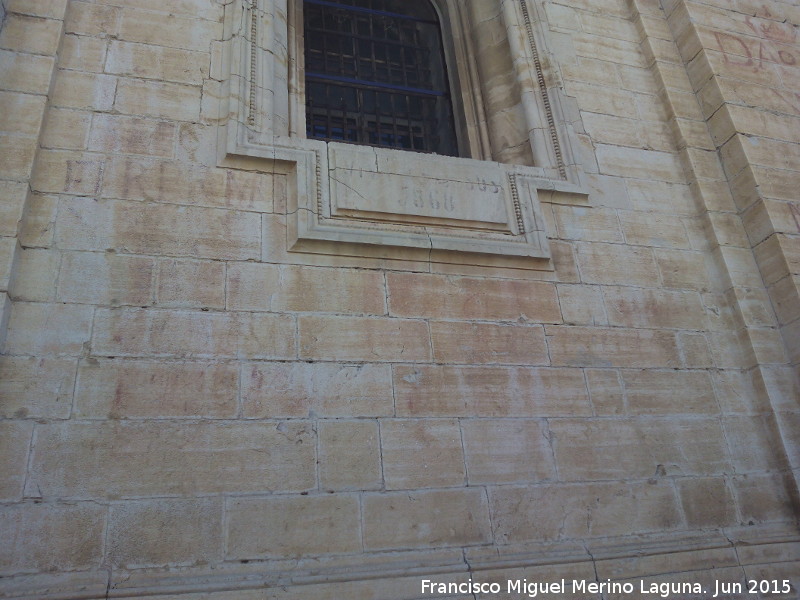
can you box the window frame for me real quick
[290,0,492,161]
[220,0,588,268]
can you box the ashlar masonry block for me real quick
[26,421,316,498]
[0,502,105,575]
[74,359,238,419]
[462,419,556,485]
[380,418,466,490]
[362,489,491,551]
[241,362,393,418]
[226,495,362,559]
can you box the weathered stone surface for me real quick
[107,498,222,568]
[0,357,75,419]
[91,308,295,359]
[26,421,315,497]
[0,502,105,575]
[227,262,385,314]
[298,315,430,362]
[74,359,238,418]
[4,302,93,356]
[387,273,561,323]
[394,365,592,417]
[363,489,491,550]
[546,326,682,368]
[489,481,682,543]
[318,420,382,491]
[430,321,548,365]
[380,418,465,489]
[242,362,393,418]
[0,422,33,501]
[462,419,556,484]
[227,495,361,558]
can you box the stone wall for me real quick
[0,0,798,599]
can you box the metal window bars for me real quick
[304,0,459,156]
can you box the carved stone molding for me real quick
[221,0,589,266]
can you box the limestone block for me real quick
[677,477,736,528]
[5,0,67,19]
[155,258,225,310]
[0,14,61,54]
[74,359,238,419]
[88,114,176,157]
[655,248,711,291]
[318,420,381,491]
[725,414,789,473]
[0,180,27,237]
[550,240,580,283]
[0,502,105,575]
[565,81,639,118]
[387,272,561,322]
[585,368,625,415]
[298,315,430,362]
[105,40,208,85]
[65,1,120,37]
[114,78,201,122]
[637,418,731,476]
[41,108,91,150]
[57,251,154,306]
[118,9,220,53]
[31,150,103,195]
[462,419,555,485]
[552,205,624,243]
[546,326,681,368]
[0,50,55,94]
[733,473,796,524]
[0,236,17,292]
[51,70,116,111]
[573,33,647,68]
[595,144,685,183]
[4,302,93,356]
[0,421,33,501]
[575,242,659,286]
[55,198,262,260]
[0,356,75,419]
[619,210,691,249]
[770,275,800,326]
[380,418,465,489]
[621,370,717,415]
[227,262,385,314]
[241,362,392,418]
[602,286,707,330]
[394,366,591,417]
[676,331,714,368]
[362,489,491,551]
[557,284,608,326]
[102,156,273,213]
[10,248,57,301]
[107,498,223,568]
[26,421,315,497]
[0,91,46,137]
[489,481,682,543]
[625,179,696,215]
[59,34,106,73]
[549,419,656,480]
[0,134,37,180]
[429,321,548,365]
[92,308,295,359]
[226,494,361,559]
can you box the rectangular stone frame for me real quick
[219,0,589,266]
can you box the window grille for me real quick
[304,0,459,156]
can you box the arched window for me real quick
[303,0,459,156]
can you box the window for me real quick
[303,0,459,156]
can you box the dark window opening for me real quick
[304,0,459,156]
